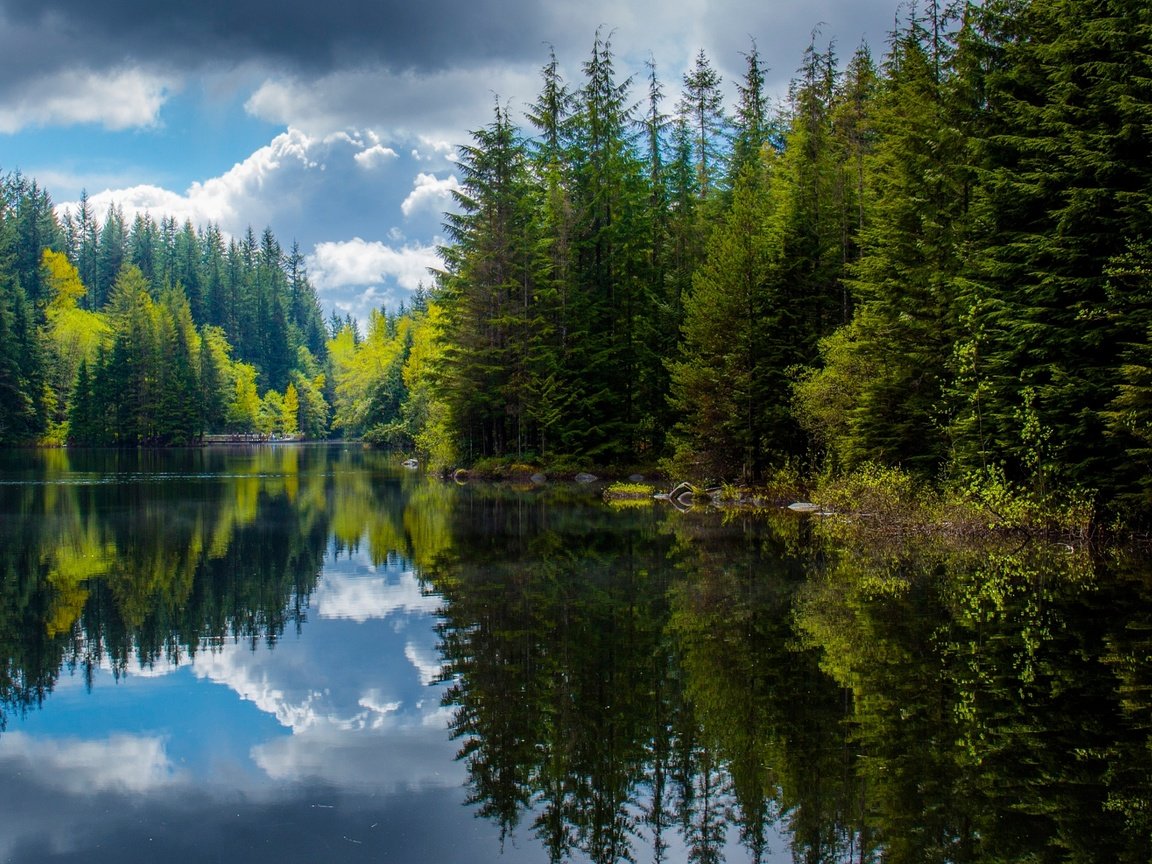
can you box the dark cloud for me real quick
[0,0,902,88]
[0,0,552,75]
[0,777,546,864]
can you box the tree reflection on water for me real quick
[1,447,1150,862]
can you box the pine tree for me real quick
[67,358,96,443]
[173,220,204,322]
[0,181,45,442]
[199,325,235,435]
[104,264,159,443]
[1102,241,1152,503]
[129,212,159,288]
[286,240,327,359]
[0,283,39,443]
[70,191,100,307]
[154,290,202,445]
[729,41,773,185]
[7,174,62,308]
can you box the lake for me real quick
[0,444,1149,863]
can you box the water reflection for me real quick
[0,447,1149,862]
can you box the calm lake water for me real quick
[0,444,1150,863]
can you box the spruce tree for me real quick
[955,0,1152,505]
[667,155,786,481]
[678,49,727,200]
[67,358,96,443]
[567,31,653,457]
[797,19,966,472]
[729,41,772,185]
[438,102,540,458]
[94,204,126,309]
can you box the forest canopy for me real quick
[1,0,1150,523]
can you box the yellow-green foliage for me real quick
[814,462,927,519]
[605,481,656,498]
[227,362,261,431]
[326,301,455,467]
[958,466,1095,537]
[330,310,410,435]
[809,462,1095,540]
[39,250,111,439]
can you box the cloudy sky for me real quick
[0,0,898,323]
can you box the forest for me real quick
[1,0,1150,523]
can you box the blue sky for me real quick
[0,548,479,861]
[0,544,788,862]
[0,0,898,324]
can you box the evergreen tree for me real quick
[173,220,204,322]
[664,116,703,339]
[797,19,965,472]
[202,225,230,333]
[0,182,45,442]
[954,0,1152,505]
[0,282,39,443]
[636,55,678,455]
[678,49,727,200]
[438,102,541,458]
[129,212,159,288]
[94,204,126,309]
[566,30,653,457]
[62,190,100,306]
[729,41,773,185]
[286,240,327,359]
[67,358,97,443]
[154,290,202,445]
[103,264,159,443]
[1102,241,1152,503]
[667,154,791,481]
[7,174,62,307]
[780,33,846,341]
[524,48,578,457]
[198,327,228,434]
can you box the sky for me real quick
[0,544,785,862]
[0,0,898,325]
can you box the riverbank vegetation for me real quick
[1,0,1150,529]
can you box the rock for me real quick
[628,473,645,483]
[530,473,547,485]
[787,502,834,515]
[402,458,419,469]
[575,472,598,483]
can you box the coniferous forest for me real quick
[2,0,1151,523]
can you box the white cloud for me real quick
[193,646,326,732]
[307,237,440,292]
[0,67,172,133]
[401,172,460,218]
[244,65,539,143]
[355,143,399,169]
[405,641,444,687]
[56,126,323,232]
[412,137,456,162]
[317,570,442,622]
[0,732,177,794]
[251,722,462,791]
